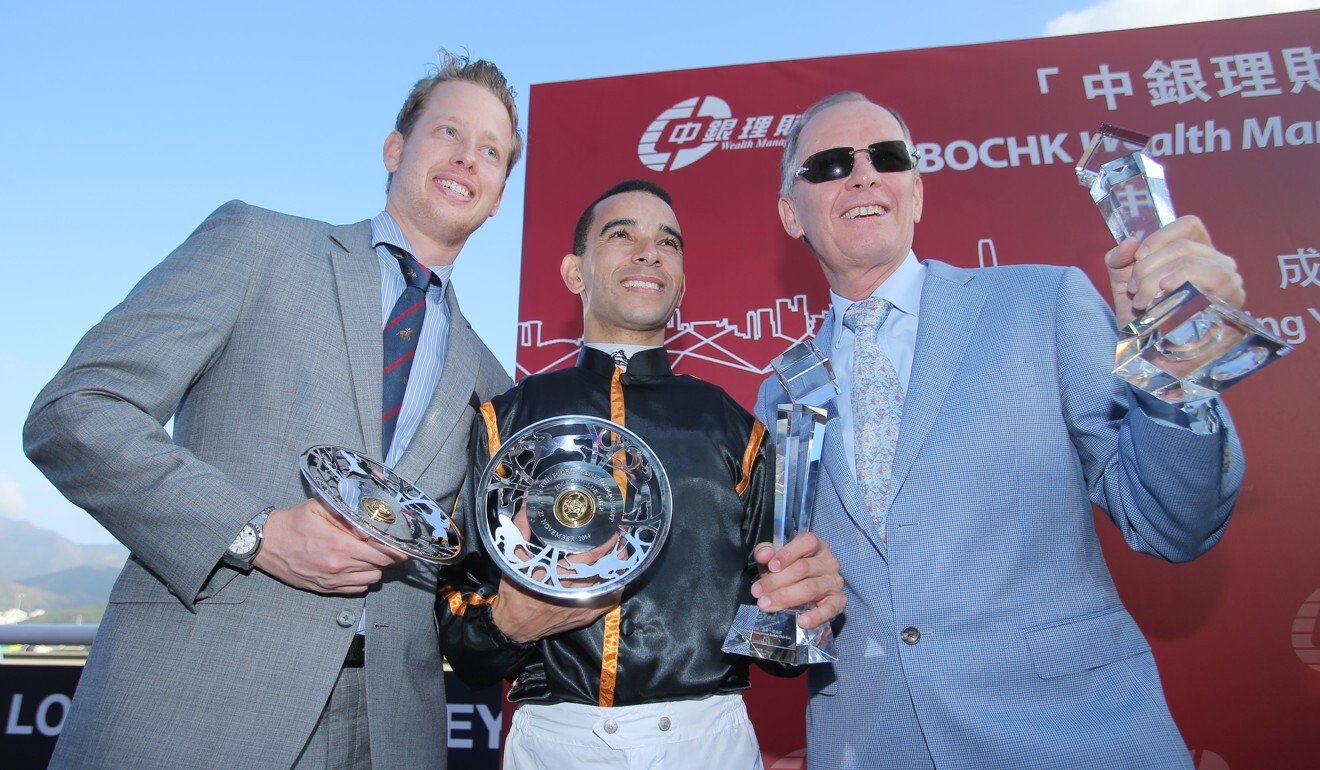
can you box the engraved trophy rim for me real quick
[299,444,460,564]
[475,414,672,602]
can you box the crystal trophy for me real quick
[1077,123,1292,407]
[300,445,461,563]
[723,340,839,665]
[475,415,671,602]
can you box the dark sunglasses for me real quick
[794,140,920,183]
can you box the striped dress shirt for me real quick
[371,211,453,465]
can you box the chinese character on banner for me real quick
[702,118,738,142]
[773,114,800,137]
[1282,46,1320,93]
[668,121,702,144]
[738,116,774,140]
[1212,52,1284,97]
[1144,59,1212,105]
[1083,64,1134,110]
[1278,248,1320,288]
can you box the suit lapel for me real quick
[392,284,479,483]
[329,221,383,459]
[821,412,888,560]
[889,261,984,503]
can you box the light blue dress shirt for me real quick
[829,252,926,476]
[371,211,453,466]
[359,212,453,634]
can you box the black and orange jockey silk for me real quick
[437,346,787,708]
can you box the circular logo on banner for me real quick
[637,95,730,172]
[1190,749,1231,770]
[767,749,806,769]
[1293,587,1320,672]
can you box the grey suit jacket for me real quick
[757,261,1242,769]
[25,201,511,769]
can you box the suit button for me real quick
[901,626,921,645]
[658,716,671,731]
[337,610,356,628]
[621,619,636,636]
[603,719,618,734]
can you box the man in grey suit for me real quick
[24,52,518,769]
[761,91,1248,768]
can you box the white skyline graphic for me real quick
[517,238,1008,378]
[516,294,832,378]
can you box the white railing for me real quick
[0,624,98,646]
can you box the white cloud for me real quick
[1045,0,1320,36]
[0,472,119,545]
[0,476,27,520]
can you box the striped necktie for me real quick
[382,250,433,455]
[843,297,902,542]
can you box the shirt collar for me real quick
[830,250,925,337]
[371,210,452,289]
[371,210,414,255]
[585,342,656,364]
[577,346,673,378]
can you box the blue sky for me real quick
[2,0,1312,544]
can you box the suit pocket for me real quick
[109,557,250,605]
[1024,606,1150,680]
[195,566,251,604]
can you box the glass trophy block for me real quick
[1115,282,1293,405]
[773,340,838,407]
[723,341,841,665]
[724,603,838,665]
[1077,124,1175,244]
[775,404,826,542]
[1077,123,1293,407]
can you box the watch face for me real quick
[229,525,257,556]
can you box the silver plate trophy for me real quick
[475,415,671,602]
[723,340,840,665]
[300,445,460,563]
[1076,123,1292,407]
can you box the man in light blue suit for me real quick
[760,91,1247,769]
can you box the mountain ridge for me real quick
[0,515,126,613]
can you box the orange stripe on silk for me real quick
[479,401,501,458]
[598,366,628,707]
[736,420,767,496]
[609,367,627,493]
[437,586,466,616]
[436,586,498,617]
[598,605,623,707]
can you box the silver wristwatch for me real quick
[223,506,273,571]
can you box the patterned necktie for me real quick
[382,250,433,454]
[844,297,903,542]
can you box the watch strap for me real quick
[223,506,274,571]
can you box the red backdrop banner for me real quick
[519,11,1320,768]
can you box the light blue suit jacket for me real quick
[757,260,1242,770]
